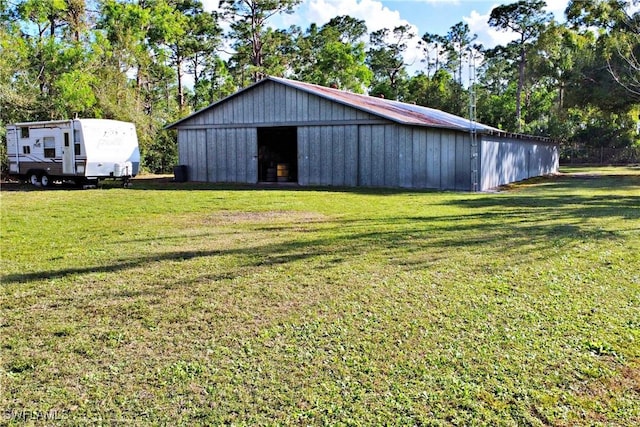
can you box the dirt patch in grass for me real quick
[203,210,329,225]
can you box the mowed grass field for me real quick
[1,167,639,425]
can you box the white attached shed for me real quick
[166,77,558,191]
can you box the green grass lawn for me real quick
[1,167,639,425]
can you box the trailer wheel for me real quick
[40,174,50,188]
[29,173,40,186]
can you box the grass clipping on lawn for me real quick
[1,167,639,424]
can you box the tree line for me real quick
[1,0,639,173]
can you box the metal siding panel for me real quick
[297,90,306,122]
[245,128,257,183]
[234,129,241,182]
[274,86,286,122]
[515,142,524,181]
[209,129,225,182]
[413,128,427,188]
[236,129,247,180]
[216,128,226,182]
[528,144,537,178]
[286,86,296,121]
[332,126,345,186]
[199,109,211,125]
[206,129,215,182]
[182,131,191,176]
[224,129,238,182]
[309,127,321,184]
[502,141,514,184]
[332,103,344,121]
[233,98,242,124]
[265,83,275,123]
[217,128,229,182]
[497,140,506,185]
[189,130,197,175]
[356,110,378,121]
[344,126,358,186]
[213,129,222,182]
[447,132,458,189]
[454,133,462,189]
[178,131,187,165]
[224,129,232,182]
[426,129,440,188]
[298,127,309,185]
[358,125,372,186]
[511,141,520,183]
[463,133,472,190]
[320,98,333,121]
[189,130,198,180]
[371,126,385,187]
[243,95,253,124]
[519,143,528,181]
[344,105,359,120]
[308,96,320,122]
[398,127,412,188]
[197,130,207,181]
[320,127,332,185]
[454,133,470,190]
[512,142,522,181]
[478,136,557,191]
[223,102,231,124]
[384,125,399,187]
[255,85,266,123]
[480,138,498,190]
[439,131,455,189]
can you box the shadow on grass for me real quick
[0,218,628,286]
[2,172,637,285]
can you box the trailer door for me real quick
[62,131,75,174]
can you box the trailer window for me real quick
[20,127,29,138]
[23,146,30,154]
[75,143,81,155]
[44,137,56,158]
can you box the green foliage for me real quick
[404,70,467,117]
[221,0,301,84]
[488,0,553,131]
[53,70,97,116]
[292,16,372,92]
[142,130,178,173]
[367,25,414,100]
[191,57,237,108]
[476,83,519,131]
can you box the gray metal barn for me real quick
[167,77,558,191]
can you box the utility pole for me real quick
[468,48,479,192]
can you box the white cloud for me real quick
[201,0,220,12]
[544,0,570,19]
[463,1,570,50]
[284,0,423,70]
[464,9,519,49]
[295,0,412,32]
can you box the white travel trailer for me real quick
[6,119,140,187]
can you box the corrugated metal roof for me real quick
[167,77,550,142]
[270,77,499,133]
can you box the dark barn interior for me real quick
[257,127,298,183]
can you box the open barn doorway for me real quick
[257,127,298,183]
